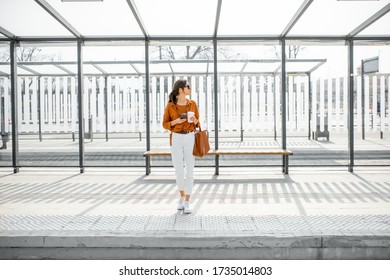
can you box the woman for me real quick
[162,79,200,214]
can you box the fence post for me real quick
[348,39,354,173]
[10,40,19,173]
[213,38,219,175]
[145,40,151,175]
[361,60,365,139]
[77,40,85,174]
[281,39,288,174]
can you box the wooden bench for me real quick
[143,149,293,175]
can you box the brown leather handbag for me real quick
[193,127,210,158]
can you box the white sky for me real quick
[0,0,389,77]
[0,0,389,37]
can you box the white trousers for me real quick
[171,132,195,195]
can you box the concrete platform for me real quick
[0,167,389,259]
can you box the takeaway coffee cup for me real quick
[187,111,195,123]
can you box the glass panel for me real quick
[290,0,389,36]
[172,63,209,74]
[20,65,69,76]
[46,0,143,36]
[149,42,215,169]
[134,0,218,35]
[286,61,322,73]
[359,12,390,36]
[354,44,390,166]
[218,0,303,35]
[0,0,73,37]
[0,65,10,76]
[59,64,77,75]
[150,63,172,75]
[131,63,146,75]
[95,64,137,75]
[0,43,11,165]
[83,45,145,61]
[16,43,79,167]
[16,67,35,76]
[286,43,349,167]
[82,44,146,167]
[244,62,280,73]
[217,44,283,168]
[218,62,245,73]
[83,64,102,75]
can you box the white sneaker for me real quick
[183,201,192,214]
[177,198,185,210]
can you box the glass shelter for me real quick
[0,0,389,173]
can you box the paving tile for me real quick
[226,216,253,223]
[62,223,95,231]
[202,223,230,231]
[117,223,147,231]
[229,223,257,231]
[174,222,202,231]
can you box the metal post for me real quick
[145,40,151,175]
[281,39,288,174]
[308,73,312,140]
[0,94,4,149]
[77,40,85,173]
[213,39,219,175]
[273,74,277,141]
[10,41,19,173]
[240,73,244,142]
[348,39,354,173]
[361,60,365,140]
[38,76,42,142]
[104,76,108,141]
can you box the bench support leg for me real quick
[145,157,151,175]
[283,155,289,174]
[215,155,219,175]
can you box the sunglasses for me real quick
[184,85,191,89]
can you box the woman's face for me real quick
[183,84,191,97]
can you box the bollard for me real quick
[1,132,9,149]
[89,115,93,142]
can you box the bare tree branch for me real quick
[272,45,305,59]
[167,46,175,60]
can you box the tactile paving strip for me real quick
[1,214,390,233]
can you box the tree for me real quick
[0,46,44,62]
[272,45,305,59]
[151,45,235,60]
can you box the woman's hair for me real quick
[168,79,187,104]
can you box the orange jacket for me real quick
[162,99,200,132]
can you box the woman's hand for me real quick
[190,116,198,124]
[171,118,187,127]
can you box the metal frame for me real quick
[348,39,354,173]
[213,38,220,175]
[0,58,327,77]
[281,0,314,37]
[349,3,390,38]
[0,27,15,39]
[10,40,19,173]
[77,40,85,173]
[145,40,151,175]
[34,0,82,38]
[125,0,149,39]
[0,1,389,173]
[281,39,288,174]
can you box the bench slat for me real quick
[144,149,293,157]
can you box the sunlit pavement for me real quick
[0,166,389,259]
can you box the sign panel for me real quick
[363,56,379,74]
